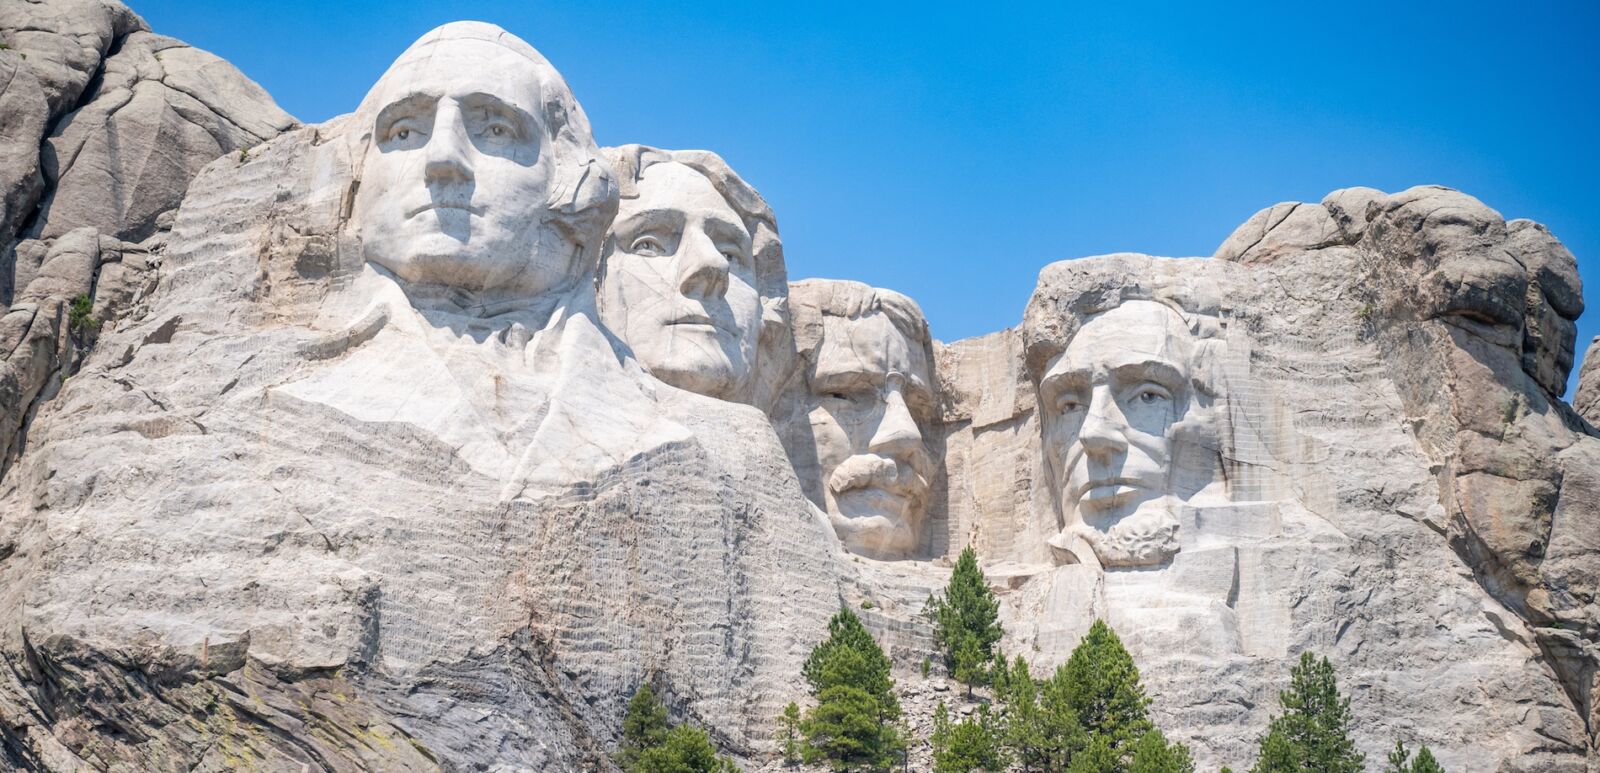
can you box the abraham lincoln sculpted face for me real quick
[1039,300,1216,567]
[351,23,612,306]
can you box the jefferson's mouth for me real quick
[406,202,485,218]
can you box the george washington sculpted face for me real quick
[351,25,606,303]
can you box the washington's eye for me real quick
[630,236,667,256]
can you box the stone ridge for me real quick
[0,7,1594,773]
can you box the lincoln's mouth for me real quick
[1073,478,1152,509]
[406,202,485,218]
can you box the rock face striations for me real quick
[0,6,1595,772]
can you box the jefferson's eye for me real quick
[1130,384,1173,404]
[630,236,667,256]
[1055,395,1085,414]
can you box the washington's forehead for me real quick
[376,39,549,101]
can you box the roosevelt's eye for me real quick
[1130,384,1173,404]
[630,236,667,257]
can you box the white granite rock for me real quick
[0,9,1593,773]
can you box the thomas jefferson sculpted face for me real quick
[600,161,762,401]
[352,25,606,302]
[1038,300,1204,566]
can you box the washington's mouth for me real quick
[406,202,485,218]
[665,313,726,332]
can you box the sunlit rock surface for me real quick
[0,5,1594,772]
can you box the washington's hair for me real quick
[349,22,617,264]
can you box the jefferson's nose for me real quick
[1077,385,1129,458]
[424,102,474,185]
[867,386,923,461]
[677,229,730,300]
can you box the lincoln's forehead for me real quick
[1058,300,1193,371]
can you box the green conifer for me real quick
[799,606,904,771]
[1058,620,1153,751]
[1385,740,1446,773]
[618,684,671,770]
[927,546,1004,695]
[780,701,802,766]
[1249,652,1365,773]
[1126,729,1195,773]
[631,724,739,773]
[931,701,1009,772]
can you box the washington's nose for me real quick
[867,386,923,461]
[1077,386,1129,458]
[424,103,474,185]
[677,230,730,300]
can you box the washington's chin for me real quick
[647,352,747,401]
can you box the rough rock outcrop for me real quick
[1579,337,1600,427]
[0,8,1594,773]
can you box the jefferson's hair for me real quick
[600,144,786,304]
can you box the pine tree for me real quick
[1058,620,1153,752]
[780,701,803,766]
[614,684,738,773]
[799,606,904,771]
[1126,729,1195,773]
[931,701,1009,772]
[618,684,671,770]
[1249,652,1365,773]
[632,724,740,773]
[1385,740,1446,773]
[927,547,1004,695]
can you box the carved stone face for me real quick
[808,311,936,559]
[599,162,761,401]
[353,37,563,297]
[1039,300,1200,566]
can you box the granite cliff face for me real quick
[0,4,1595,772]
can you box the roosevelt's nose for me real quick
[1077,385,1129,458]
[867,385,924,462]
[424,101,474,185]
[677,229,730,300]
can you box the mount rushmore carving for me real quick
[0,9,1596,771]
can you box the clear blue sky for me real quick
[134,1,1598,395]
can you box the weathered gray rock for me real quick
[1579,337,1600,426]
[31,29,296,242]
[0,10,1593,773]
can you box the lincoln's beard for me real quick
[1071,497,1181,567]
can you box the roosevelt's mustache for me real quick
[827,454,929,500]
